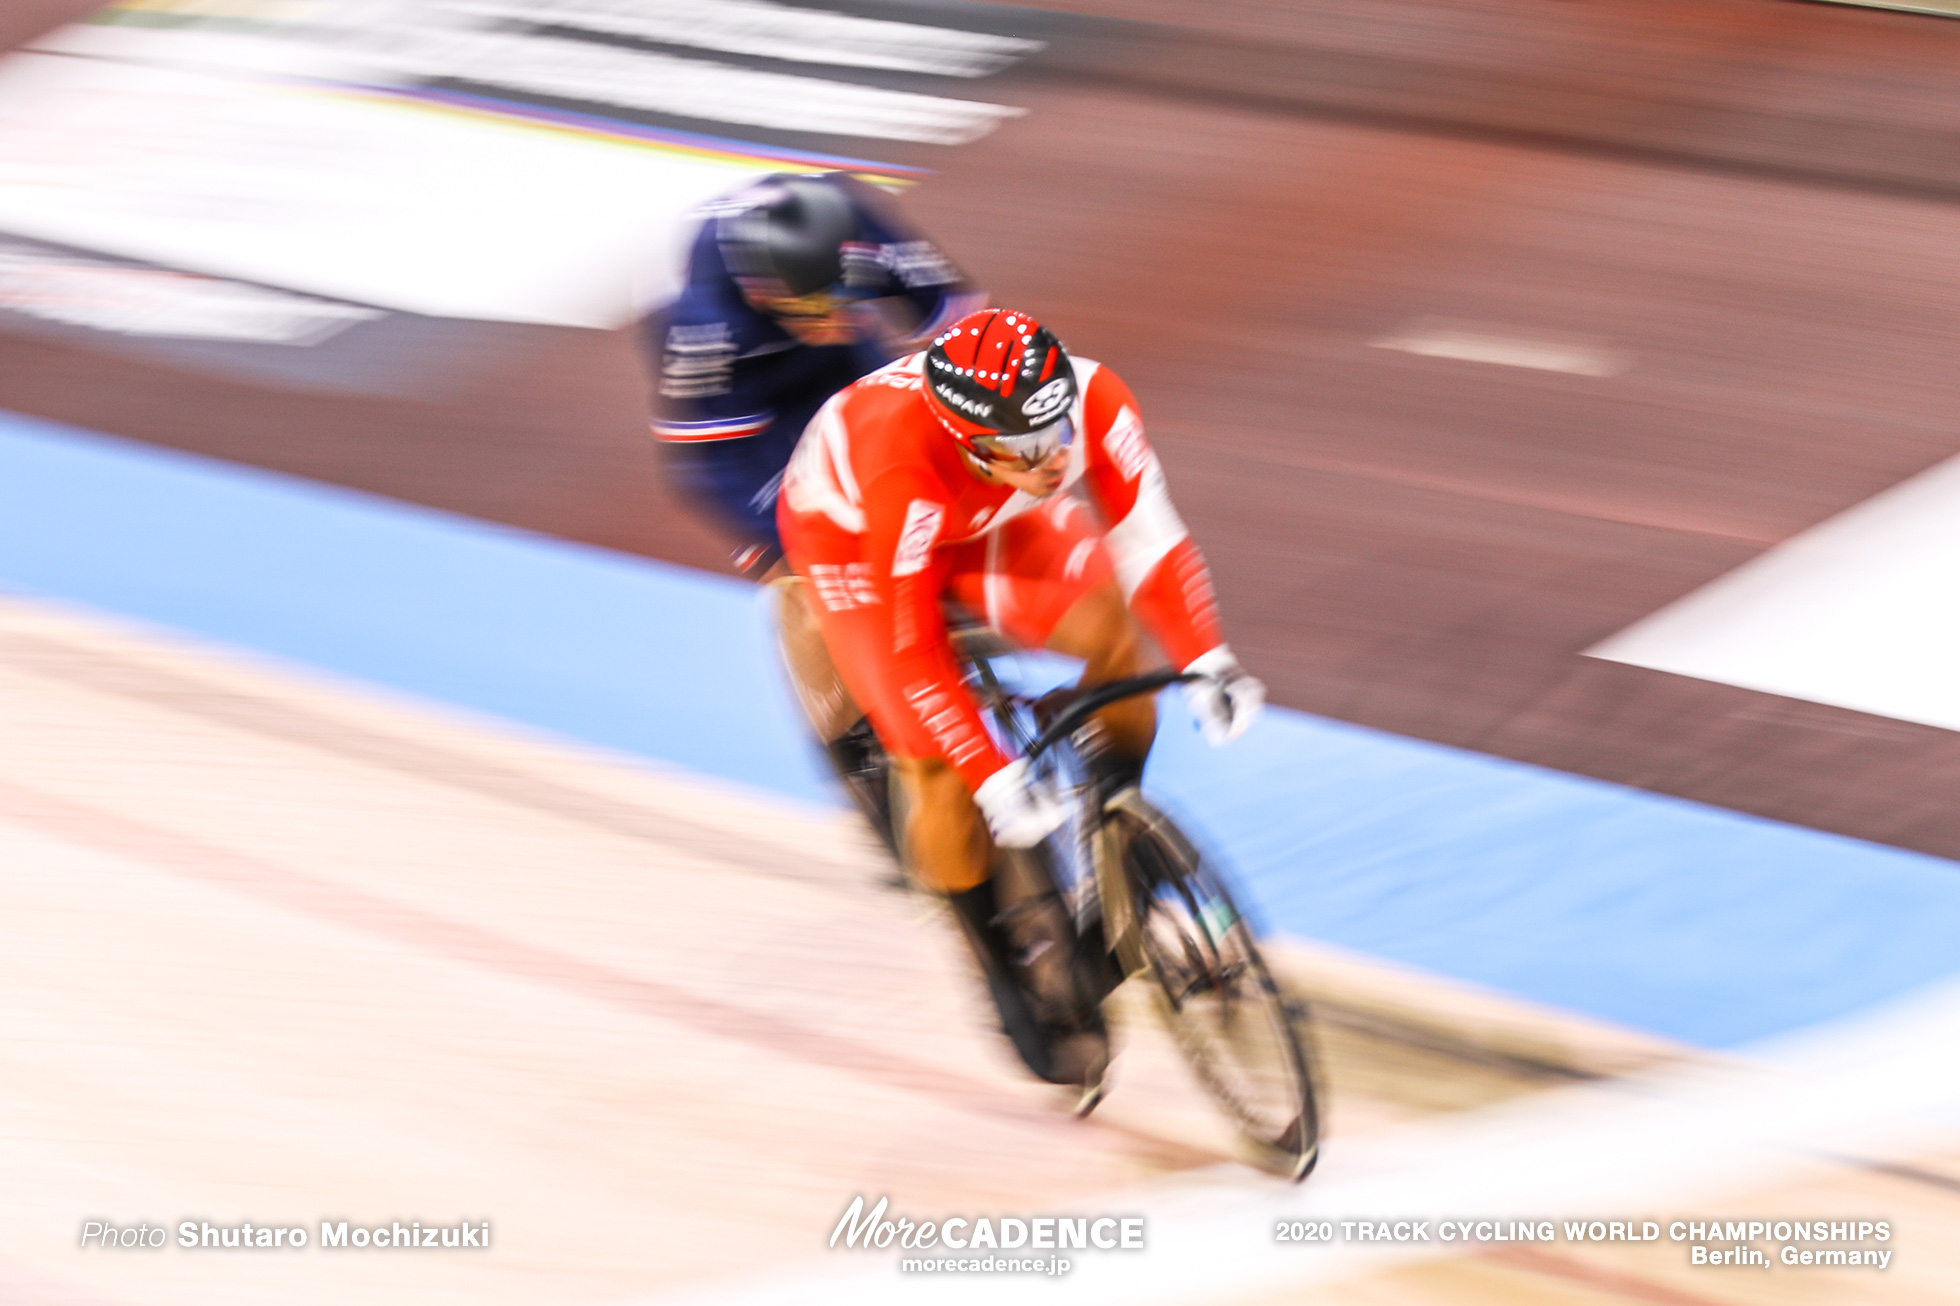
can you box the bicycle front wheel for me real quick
[1102,793,1320,1180]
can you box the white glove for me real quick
[974,759,1067,848]
[1182,646,1266,746]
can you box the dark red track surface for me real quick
[6,0,1960,859]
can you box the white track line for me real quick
[1374,323,1629,377]
[1591,450,1960,733]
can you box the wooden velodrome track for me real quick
[4,592,1959,1306]
[7,0,1960,1302]
[7,0,1960,862]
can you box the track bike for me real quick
[801,606,1321,1181]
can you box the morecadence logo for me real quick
[830,1194,1145,1271]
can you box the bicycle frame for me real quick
[953,634,1196,956]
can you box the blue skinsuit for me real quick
[643,174,979,559]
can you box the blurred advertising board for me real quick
[0,1,1032,326]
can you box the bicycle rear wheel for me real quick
[1101,793,1320,1180]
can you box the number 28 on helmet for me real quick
[924,309,1078,468]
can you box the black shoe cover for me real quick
[947,879,1109,1087]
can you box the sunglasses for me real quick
[971,417,1074,469]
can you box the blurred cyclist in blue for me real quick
[646,171,985,574]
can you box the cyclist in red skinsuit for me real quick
[777,308,1263,1081]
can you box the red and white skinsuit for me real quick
[777,350,1227,793]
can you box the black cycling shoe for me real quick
[947,878,1109,1090]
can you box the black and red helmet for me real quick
[924,309,1078,464]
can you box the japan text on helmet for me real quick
[715,173,862,303]
[923,309,1078,466]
